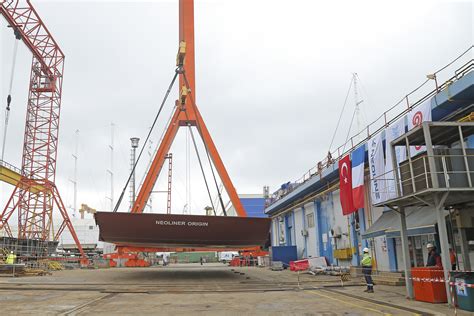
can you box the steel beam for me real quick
[398,207,414,299]
[434,192,451,305]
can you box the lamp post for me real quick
[130,137,140,209]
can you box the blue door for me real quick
[316,199,334,264]
[285,213,293,246]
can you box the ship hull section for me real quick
[95,212,271,248]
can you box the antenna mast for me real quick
[71,129,79,217]
[130,137,140,210]
[353,73,364,133]
[106,122,115,211]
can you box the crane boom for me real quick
[1,0,64,85]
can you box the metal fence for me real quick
[377,151,474,198]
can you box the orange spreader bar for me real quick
[118,246,261,254]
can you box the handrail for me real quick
[0,159,23,176]
[370,153,474,199]
[267,46,474,206]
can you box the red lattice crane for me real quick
[0,0,86,261]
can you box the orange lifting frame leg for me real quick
[131,0,247,217]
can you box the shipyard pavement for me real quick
[0,263,469,315]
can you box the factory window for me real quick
[89,226,94,230]
[306,213,314,228]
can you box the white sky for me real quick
[0,0,472,219]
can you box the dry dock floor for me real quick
[0,263,469,315]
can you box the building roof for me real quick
[362,206,446,239]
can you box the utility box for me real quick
[333,248,354,260]
[451,272,474,312]
[270,246,297,268]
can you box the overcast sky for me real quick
[0,0,472,218]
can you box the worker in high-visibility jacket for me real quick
[361,248,374,293]
[5,251,17,265]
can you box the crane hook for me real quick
[13,27,22,40]
[6,95,11,111]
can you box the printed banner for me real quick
[407,100,432,157]
[384,118,407,200]
[368,132,385,205]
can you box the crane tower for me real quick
[0,0,86,261]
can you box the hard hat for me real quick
[10,251,13,254]
[363,247,369,253]
[426,243,434,249]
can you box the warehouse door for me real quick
[305,202,318,258]
[294,208,305,258]
[285,213,294,246]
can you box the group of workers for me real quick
[361,242,457,294]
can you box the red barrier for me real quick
[290,259,309,272]
[229,258,243,267]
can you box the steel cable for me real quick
[182,71,228,216]
[328,77,354,152]
[183,114,217,216]
[179,72,218,215]
[1,38,20,162]
[113,69,179,212]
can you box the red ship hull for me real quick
[95,212,271,248]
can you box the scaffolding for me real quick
[379,121,474,305]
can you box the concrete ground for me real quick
[0,263,469,315]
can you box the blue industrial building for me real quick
[225,194,267,218]
[265,67,474,271]
[241,196,267,218]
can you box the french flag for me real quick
[351,145,365,209]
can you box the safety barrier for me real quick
[352,266,473,313]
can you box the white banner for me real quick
[368,132,385,205]
[384,118,407,200]
[408,100,432,157]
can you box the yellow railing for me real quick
[0,161,46,193]
[458,112,474,122]
[0,163,22,187]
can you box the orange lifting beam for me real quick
[131,0,247,217]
